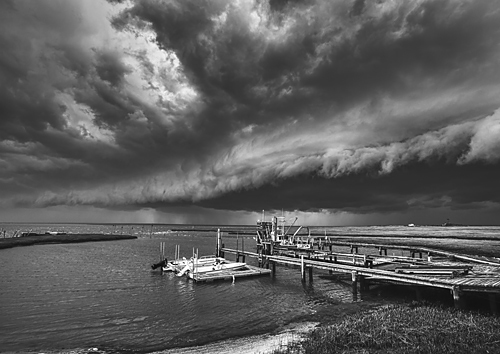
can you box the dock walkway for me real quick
[221,241,500,311]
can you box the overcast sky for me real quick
[1,0,500,225]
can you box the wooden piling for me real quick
[216,229,222,257]
[359,275,370,299]
[236,233,239,262]
[452,286,465,309]
[301,255,306,281]
[352,271,358,301]
[308,266,313,282]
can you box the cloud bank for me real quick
[1,0,500,224]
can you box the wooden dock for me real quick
[189,265,272,282]
[155,222,500,312]
[221,239,500,312]
[156,242,272,283]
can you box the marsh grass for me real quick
[0,234,136,249]
[272,304,500,354]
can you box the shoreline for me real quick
[270,303,500,354]
[0,234,137,250]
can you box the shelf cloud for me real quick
[1,0,500,224]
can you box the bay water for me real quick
[0,224,359,354]
[2,223,499,353]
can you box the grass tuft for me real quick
[271,304,500,354]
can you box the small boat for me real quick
[162,256,220,272]
[191,261,247,273]
[177,257,247,277]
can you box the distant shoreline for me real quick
[0,234,137,250]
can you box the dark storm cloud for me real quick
[104,0,500,213]
[198,160,500,214]
[1,0,500,223]
[112,0,500,118]
[0,0,206,206]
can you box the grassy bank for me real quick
[0,234,137,249]
[272,303,500,354]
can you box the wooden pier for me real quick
[223,245,500,311]
[218,217,500,313]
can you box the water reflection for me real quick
[0,234,355,353]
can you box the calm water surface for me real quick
[0,227,356,353]
[3,223,499,353]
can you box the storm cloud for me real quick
[1,0,500,224]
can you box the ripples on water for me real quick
[0,225,358,354]
[3,223,498,353]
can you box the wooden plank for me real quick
[191,266,272,282]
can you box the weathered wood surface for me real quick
[190,265,272,282]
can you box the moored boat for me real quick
[177,257,247,277]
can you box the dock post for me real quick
[308,266,313,282]
[301,255,306,282]
[352,271,358,301]
[271,261,276,276]
[328,246,333,274]
[216,229,222,257]
[452,286,465,309]
[236,234,239,262]
[359,275,369,298]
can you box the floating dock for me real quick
[188,264,271,282]
[154,243,271,282]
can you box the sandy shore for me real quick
[152,322,319,354]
